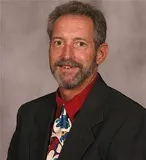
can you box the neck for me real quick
[59,71,97,101]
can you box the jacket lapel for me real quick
[29,93,57,160]
[59,75,109,160]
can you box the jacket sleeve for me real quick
[106,108,146,160]
[6,107,22,160]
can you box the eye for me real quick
[74,41,87,47]
[53,40,64,47]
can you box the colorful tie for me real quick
[46,105,72,160]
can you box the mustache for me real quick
[55,59,83,68]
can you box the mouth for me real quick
[60,65,75,69]
[55,59,82,72]
[57,65,79,73]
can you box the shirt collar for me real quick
[56,74,98,121]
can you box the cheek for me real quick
[49,48,58,61]
[49,47,63,60]
[49,52,56,67]
[75,51,95,64]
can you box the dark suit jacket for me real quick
[7,75,145,160]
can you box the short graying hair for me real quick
[47,1,107,48]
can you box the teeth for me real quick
[63,66,71,69]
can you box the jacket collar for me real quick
[29,74,109,160]
[59,74,109,160]
[29,93,56,160]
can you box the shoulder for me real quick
[18,92,56,116]
[108,86,144,109]
[94,74,145,113]
[105,86,145,119]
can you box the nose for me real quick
[61,44,74,59]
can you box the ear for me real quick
[96,43,108,65]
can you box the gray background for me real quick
[0,0,146,159]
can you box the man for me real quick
[7,1,145,160]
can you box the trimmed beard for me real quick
[50,57,97,89]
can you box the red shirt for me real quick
[56,75,97,122]
[48,75,97,154]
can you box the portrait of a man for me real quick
[0,1,145,160]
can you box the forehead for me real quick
[52,14,95,39]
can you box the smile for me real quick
[62,65,73,69]
[57,65,79,73]
[58,65,77,69]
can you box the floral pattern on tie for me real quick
[47,107,72,160]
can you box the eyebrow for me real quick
[51,37,64,40]
[73,37,88,41]
[51,37,89,42]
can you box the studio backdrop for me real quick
[0,0,146,160]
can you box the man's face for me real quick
[49,15,97,89]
